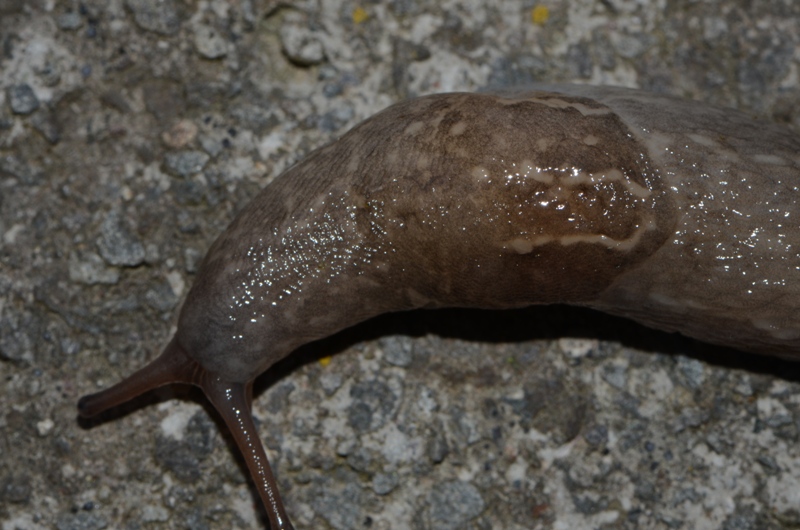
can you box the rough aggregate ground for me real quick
[2,0,800,529]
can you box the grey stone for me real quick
[144,282,179,312]
[566,42,593,79]
[0,310,36,364]
[155,437,201,482]
[69,251,121,285]
[139,504,168,522]
[164,150,209,177]
[57,11,83,30]
[721,506,769,530]
[267,382,296,414]
[0,111,12,130]
[55,512,108,530]
[6,84,39,115]
[372,472,398,495]
[96,210,146,267]
[0,474,31,504]
[583,424,608,447]
[601,364,627,390]
[228,103,278,135]
[676,355,706,389]
[183,247,202,273]
[380,336,413,367]
[31,111,60,144]
[193,24,228,59]
[427,428,449,464]
[488,54,548,88]
[319,371,343,396]
[280,21,326,66]
[428,480,485,530]
[347,379,400,433]
[318,105,354,132]
[142,79,185,123]
[310,473,364,530]
[125,0,181,35]
[613,32,652,59]
[0,0,23,14]
[674,407,711,433]
[180,509,209,530]
[345,447,371,472]
[171,178,206,206]
[198,133,225,157]
[36,62,62,86]
[0,155,40,184]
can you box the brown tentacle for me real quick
[78,339,295,529]
[201,377,295,530]
[78,338,202,417]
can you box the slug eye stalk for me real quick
[78,338,295,530]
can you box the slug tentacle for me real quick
[79,338,295,529]
[202,378,294,530]
[77,338,201,417]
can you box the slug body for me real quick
[79,86,800,528]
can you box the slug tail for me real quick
[202,377,295,530]
[77,337,200,418]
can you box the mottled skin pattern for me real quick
[542,86,800,356]
[182,89,676,383]
[79,86,800,529]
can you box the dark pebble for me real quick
[428,480,485,530]
[6,84,39,115]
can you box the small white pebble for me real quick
[558,338,597,359]
[36,418,54,437]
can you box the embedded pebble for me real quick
[36,418,54,437]
[347,379,401,433]
[6,84,39,115]
[0,155,39,185]
[155,437,202,482]
[676,355,706,389]
[125,0,181,35]
[380,336,413,367]
[280,17,326,66]
[144,281,179,312]
[162,120,198,148]
[57,11,82,30]
[183,247,202,274]
[372,472,399,495]
[96,210,146,267]
[319,371,343,396]
[0,474,31,504]
[55,512,108,530]
[310,472,365,530]
[427,480,485,530]
[193,23,228,59]
[0,311,36,363]
[140,504,169,522]
[601,363,628,390]
[31,111,60,144]
[164,150,210,177]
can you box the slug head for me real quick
[77,338,295,530]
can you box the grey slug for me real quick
[78,85,800,529]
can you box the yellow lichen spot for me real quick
[531,5,549,25]
[352,7,368,24]
[319,355,333,367]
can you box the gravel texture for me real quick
[2,1,800,529]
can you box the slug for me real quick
[78,85,800,529]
